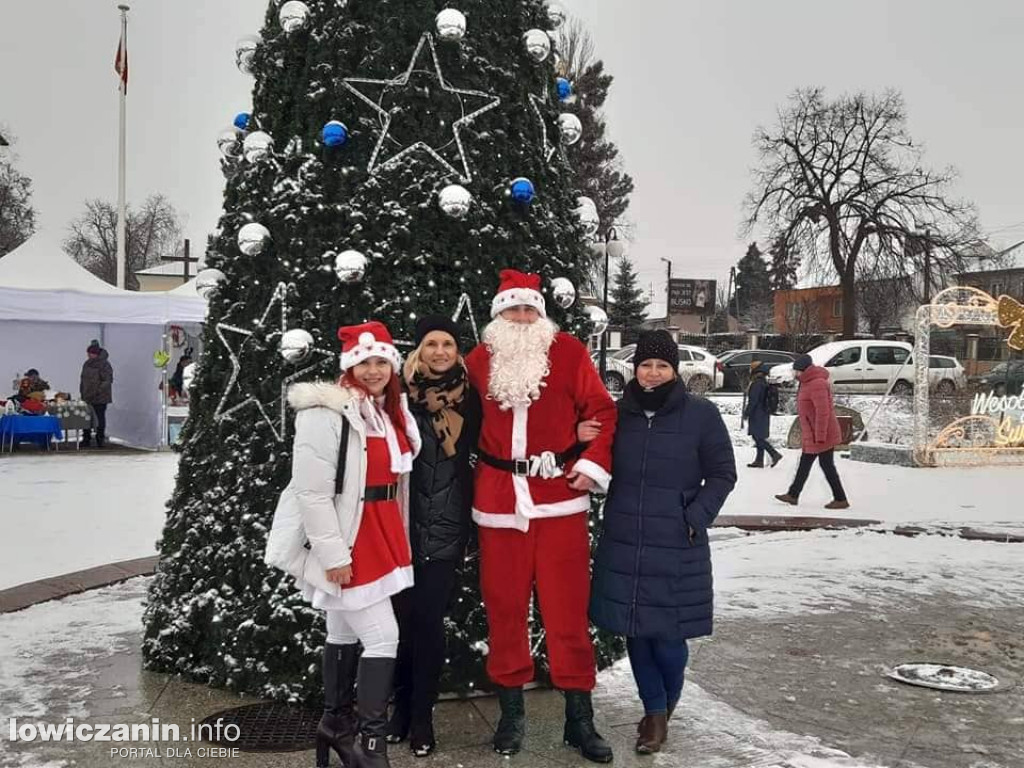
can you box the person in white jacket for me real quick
[265,321,421,768]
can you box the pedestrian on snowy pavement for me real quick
[590,330,737,755]
[775,354,849,510]
[385,315,482,757]
[744,361,782,468]
[265,321,422,768]
[79,342,113,448]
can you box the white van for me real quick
[769,340,915,394]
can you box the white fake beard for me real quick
[483,316,558,410]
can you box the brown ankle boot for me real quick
[774,493,798,506]
[635,713,667,754]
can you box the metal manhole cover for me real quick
[888,663,1001,693]
[199,702,320,752]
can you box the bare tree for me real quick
[63,194,184,290]
[0,129,37,257]
[740,299,775,332]
[743,88,979,338]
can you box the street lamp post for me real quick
[593,227,624,381]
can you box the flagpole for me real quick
[116,4,130,290]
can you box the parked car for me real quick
[929,355,968,395]
[769,340,967,395]
[717,349,799,392]
[598,343,724,394]
[974,361,1024,396]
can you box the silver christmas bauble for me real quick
[237,223,271,256]
[195,268,226,300]
[235,35,260,75]
[242,131,274,163]
[576,196,597,213]
[334,250,368,283]
[217,128,242,159]
[551,277,577,309]
[523,29,552,62]
[558,113,583,145]
[574,199,600,236]
[585,305,609,338]
[280,329,315,364]
[547,2,567,28]
[436,9,467,42]
[279,1,311,33]
[439,184,473,218]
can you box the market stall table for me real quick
[0,414,63,453]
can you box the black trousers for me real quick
[752,436,781,465]
[83,404,108,445]
[391,559,458,718]
[788,449,847,502]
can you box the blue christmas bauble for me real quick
[322,120,349,148]
[510,177,536,205]
[556,77,572,102]
[234,112,251,131]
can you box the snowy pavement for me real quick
[1,529,1021,767]
[0,452,178,590]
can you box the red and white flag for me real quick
[115,27,128,93]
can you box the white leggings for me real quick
[325,599,399,658]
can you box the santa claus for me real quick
[465,269,617,763]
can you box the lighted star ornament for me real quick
[342,32,500,182]
[998,295,1024,351]
[214,282,335,442]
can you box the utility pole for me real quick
[660,257,672,324]
[115,4,131,289]
[922,228,932,304]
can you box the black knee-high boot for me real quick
[315,643,360,768]
[356,657,396,768]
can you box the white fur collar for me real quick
[287,382,355,414]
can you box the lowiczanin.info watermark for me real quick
[9,717,242,759]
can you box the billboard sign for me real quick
[668,279,716,314]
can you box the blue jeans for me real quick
[626,637,689,716]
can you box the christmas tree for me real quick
[607,255,648,334]
[142,0,623,704]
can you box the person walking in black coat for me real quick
[388,316,482,757]
[80,341,114,448]
[743,361,782,468]
[589,330,737,755]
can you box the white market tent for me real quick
[0,233,207,448]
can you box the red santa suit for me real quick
[466,270,617,692]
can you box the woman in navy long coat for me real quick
[590,330,737,755]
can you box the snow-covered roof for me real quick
[135,261,205,277]
[0,232,122,294]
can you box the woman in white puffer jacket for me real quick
[266,321,421,768]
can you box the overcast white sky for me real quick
[3,1,1024,311]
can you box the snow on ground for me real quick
[0,453,177,590]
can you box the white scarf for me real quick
[357,394,412,474]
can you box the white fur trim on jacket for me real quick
[265,382,418,601]
[491,287,547,318]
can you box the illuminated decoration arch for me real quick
[914,287,1024,466]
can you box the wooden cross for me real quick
[162,238,201,282]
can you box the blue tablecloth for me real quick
[0,414,64,450]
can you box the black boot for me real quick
[408,686,437,756]
[384,685,410,744]
[492,686,526,755]
[95,429,106,449]
[563,691,613,764]
[316,644,360,768]
[356,657,395,768]
[80,430,92,448]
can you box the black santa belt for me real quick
[364,484,398,502]
[477,444,584,478]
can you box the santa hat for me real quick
[490,269,547,319]
[337,321,402,373]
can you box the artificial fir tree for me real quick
[142,0,624,704]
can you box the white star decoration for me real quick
[342,32,501,182]
[214,282,335,442]
[451,292,481,344]
[528,92,557,164]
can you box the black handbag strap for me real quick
[335,416,351,495]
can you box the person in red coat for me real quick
[466,269,618,763]
[775,355,850,509]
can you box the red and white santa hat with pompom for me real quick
[490,269,547,319]
[337,321,402,372]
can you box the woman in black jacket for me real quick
[388,316,482,757]
[590,331,737,755]
[743,360,782,468]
